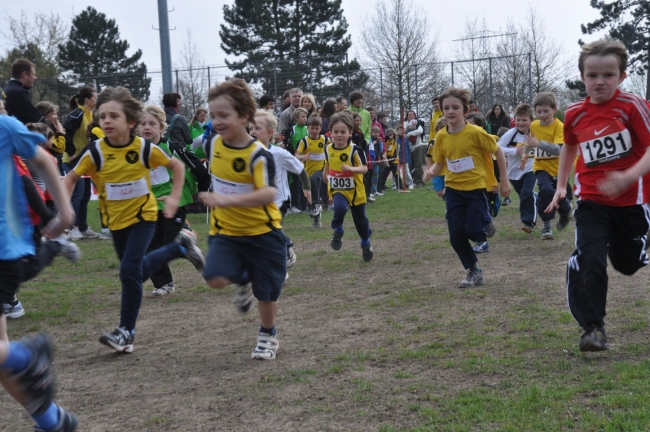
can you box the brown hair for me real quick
[579,37,628,75]
[207,78,257,123]
[36,101,57,118]
[69,87,96,112]
[190,107,207,125]
[439,88,471,114]
[11,59,35,79]
[370,125,380,133]
[307,115,322,128]
[533,92,557,109]
[96,87,143,134]
[465,112,485,127]
[349,91,364,104]
[513,104,534,120]
[329,111,354,131]
[385,128,396,140]
[496,127,509,137]
[26,122,53,140]
[254,110,278,132]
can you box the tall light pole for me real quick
[156,0,173,93]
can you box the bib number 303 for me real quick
[580,128,632,167]
[329,176,354,190]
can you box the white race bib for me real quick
[579,125,632,167]
[106,177,149,201]
[149,166,170,186]
[387,145,393,152]
[535,148,558,160]
[328,170,355,190]
[309,153,326,161]
[446,156,475,173]
[211,175,255,195]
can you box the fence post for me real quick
[175,69,179,93]
[346,53,350,95]
[309,55,313,94]
[489,57,493,109]
[528,52,532,104]
[380,67,384,112]
[451,62,454,87]
[415,64,419,117]
[207,66,211,89]
[273,60,278,108]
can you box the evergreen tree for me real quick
[58,7,150,101]
[581,0,650,99]
[219,0,367,102]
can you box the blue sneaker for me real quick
[473,241,490,253]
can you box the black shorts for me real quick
[0,258,28,307]
[203,230,286,302]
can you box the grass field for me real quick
[2,188,650,431]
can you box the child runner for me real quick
[324,111,374,262]
[199,79,286,360]
[525,92,572,240]
[295,115,328,227]
[64,87,205,353]
[252,110,312,272]
[425,118,448,198]
[0,114,78,431]
[548,38,650,352]
[285,107,309,213]
[498,104,537,233]
[140,105,210,298]
[424,88,510,287]
[378,128,400,193]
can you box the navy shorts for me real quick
[203,230,286,302]
[0,258,28,307]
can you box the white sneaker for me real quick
[53,235,81,263]
[286,246,296,268]
[80,227,100,238]
[98,229,112,240]
[408,185,414,190]
[149,283,175,298]
[68,227,83,241]
[288,207,301,214]
[251,332,279,360]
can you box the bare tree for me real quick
[359,0,447,125]
[493,22,530,112]
[3,10,68,64]
[453,17,491,112]
[624,71,648,98]
[174,30,208,119]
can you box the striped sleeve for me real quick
[251,147,276,188]
[618,93,650,149]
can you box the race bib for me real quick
[535,147,558,160]
[446,156,475,173]
[328,170,354,190]
[309,153,326,161]
[106,177,149,201]
[387,145,393,151]
[578,121,632,167]
[211,175,255,196]
[149,166,170,186]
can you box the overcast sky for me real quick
[3,0,607,90]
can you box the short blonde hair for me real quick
[254,110,277,132]
[293,107,308,119]
[300,93,316,111]
[533,92,557,109]
[142,104,168,132]
[207,78,257,123]
[579,37,628,75]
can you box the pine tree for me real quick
[58,7,151,101]
[219,0,367,102]
[581,0,650,99]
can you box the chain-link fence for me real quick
[2,53,535,126]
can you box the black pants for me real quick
[308,171,322,211]
[567,201,649,329]
[146,207,187,288]
[535,170,572,222]
[21,227,61,283]
[378,163,399,192]
[289,173,305,210]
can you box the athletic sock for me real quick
[0,341,31,374]
[473,263,481,272]
[178,245,187,256]
[360,238,370,247]
[544,220,551,229]
[335,227,344,234]
[260,325,276,336]
[32,402,59,431]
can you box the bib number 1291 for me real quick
[580,129,631,167]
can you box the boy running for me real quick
[295,115,328,227]
[548,38,650,352]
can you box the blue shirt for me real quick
[0,115,42,259]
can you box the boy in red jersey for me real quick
[548,38,650,352]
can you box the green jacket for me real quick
[151,141,194,210]
[349,106,371,143]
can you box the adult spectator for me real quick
[404,110,426,187]
[320,99,337,134]
[301,93,317,117]
[162,92,192,145]
[280,90,291,112]
[64,87,100,239]
[278,88,303,133]
[259,94,275,112]
[485,104,511,135]
[188,107,207,139]
[335,96,348,112]
[429,96,442,141]
[469,100,480,113]
[2,59,43,124]
[348,91,371,142]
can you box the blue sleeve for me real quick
[5,116,42,160]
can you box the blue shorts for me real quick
[203,230,286,302]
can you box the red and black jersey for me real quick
[564,90,650,206]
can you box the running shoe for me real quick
[53,235,81,263]
[233,282,254,314]
[80,227,100,239]
[557,202,572,231]
[459,268,484,288]
[149,283,175,298]
[331,230,344,250]
[176,229,205,271]
[541,226,554,240]
[361,243,374,262]
[473,241,490,253]
[251,332,279,360]
[579,325,609,352]
[287,246,296,268]
[2,300,25,319]
[12,333,55,416]
[99,327,134,353]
